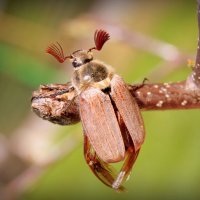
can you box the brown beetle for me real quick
[45,29,145,191]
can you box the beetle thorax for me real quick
[71,59,115,92]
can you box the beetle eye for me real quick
[84,59,91,63]
[72,59,82,68]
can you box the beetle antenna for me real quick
[88,29,110,52]
[46,42,71,63]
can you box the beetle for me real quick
[46,29,145,191]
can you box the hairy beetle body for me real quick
[72,58,114,92]
[44,29,145,191]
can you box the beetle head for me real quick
[46,29,110,67]
[70,50,93,68]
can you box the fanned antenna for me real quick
[89,29,110,51]
[46,42,71,63]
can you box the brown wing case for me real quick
[79,87,125,163]
[110,75,145,151]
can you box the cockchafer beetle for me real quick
[36,29,145,191]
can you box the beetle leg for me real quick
[112,146,140,190]
[111,112,140,190]
[84,134,126,192]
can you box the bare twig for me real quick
[31,80,200,126]
[186,1,200,90]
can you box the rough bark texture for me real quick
[31,80,200,126]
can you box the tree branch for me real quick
[186,1,200,90]
[31,81,200,125]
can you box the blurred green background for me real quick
[0,0,200,200]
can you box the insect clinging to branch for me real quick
[44,29,145,191]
